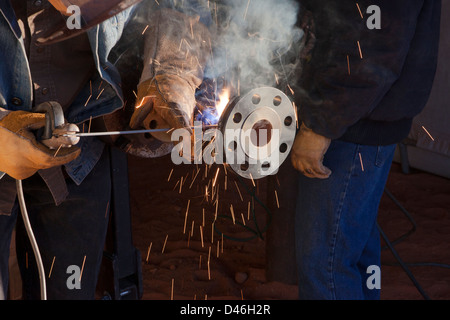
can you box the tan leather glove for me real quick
[0,109,80,180]
[129,8,211,143]
[291,123,332,179]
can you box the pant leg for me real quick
[295,140,395,300]
[0,206,18,299]
[15,148,112,300]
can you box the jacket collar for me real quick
[0,0,22,39]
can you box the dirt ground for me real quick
[128,154,450,301]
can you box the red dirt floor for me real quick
[128,154,450,301]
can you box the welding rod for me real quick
[60,125,218,138]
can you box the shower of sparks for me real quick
[287,84,295,96]
[162,235,169,253]
[88,116,92,133]
[241,213,246,226]
[189,168,201,189]
[202,208,206,227]
[357,41,363,59]
[347,55,351,75]
[96,88,105,100]
[359,153,365,172]
[171,278,174,300]
[230,204,236,225]
[145,242,152,263]
[422,126,435,141]
[200,226,204,247]
[53,144,63,158]
[212,167,220,187]
[249,174,256,187]
[79,255,86,282]
[135,97,147,109]
[234,181,243,201]
[274,190,280,208]
[293,102,299,128]
[179,176,184,194]
[243,0,251,20]
[356,3,364,19]
[183,200,190,234]
[48,256,56,278]
[84,94,92,107]
[217,241,220,258]
[104,201,109,218]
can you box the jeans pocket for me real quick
[375,145,396,168]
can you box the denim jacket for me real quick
[0,0,138,187]
[0,0,212,187]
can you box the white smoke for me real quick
[206,0,303,93]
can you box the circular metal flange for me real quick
[218,87,297,180]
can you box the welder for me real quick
[0,0,211,299]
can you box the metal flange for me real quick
[218,87,297,180]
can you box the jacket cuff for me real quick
[0,108,11,122]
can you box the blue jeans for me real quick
[295,140,396,300]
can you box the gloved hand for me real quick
[0,108,81,180]
[129,8,211,143]
[291,122,332,179]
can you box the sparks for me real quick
[359,152,365,172]
[212,167,220,187]
[162,235,169,253]
[48,256,56,278]
[79,255,86,282]
[243,0,251,20]
[357,41,363,59]
[356,3,364,19]
[145,243,152,264]
[53,144,63,158]
[347,55,351,75]
[422,126,435,141]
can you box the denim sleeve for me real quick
[0,108,10,121]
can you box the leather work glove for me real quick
[0,108,81,180]
[130,8,211,143]
[291,122,332,179]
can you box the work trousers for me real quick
[0,148,111,300]
[295,140,396,300]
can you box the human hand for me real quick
[291,123,332,179]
